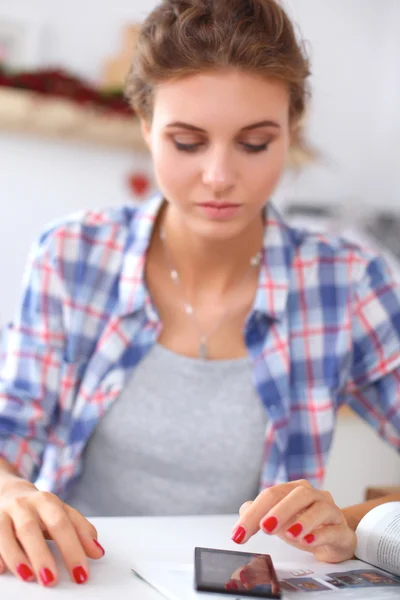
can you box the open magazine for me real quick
[131,503,400,599]
[354,501,400,573]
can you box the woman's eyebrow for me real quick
[241,120,281,131]
[165,120,281,132]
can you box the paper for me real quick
[355,501,400,576]
[132,557,400,599]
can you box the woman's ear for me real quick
[140,118,152,150]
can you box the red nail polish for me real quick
[17,563,34,582]
[40,568,55,586]
[287,523,303,538]
[73,566,88,584]
[232,525,246,544]
[226,581,239,590]
[261,516,278,533]
[304,534,315,544]
[93,539,105,556]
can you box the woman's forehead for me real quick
[152,70,290,129]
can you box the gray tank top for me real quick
[66,344,268,517]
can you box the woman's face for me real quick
[142,69,291,240]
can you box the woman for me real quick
[0,0,399,588]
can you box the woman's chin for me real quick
[190,218,248,242]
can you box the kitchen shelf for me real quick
[0,87,148,152]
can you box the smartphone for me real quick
[194,547,281,598]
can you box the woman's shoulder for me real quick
[34,197,161,263]
[273,215,398,306]
[39,204,138,244]
[288,220,392,284]
[269,204,392,286]
[27,200,162,300]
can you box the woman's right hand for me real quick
[0,477,105,586]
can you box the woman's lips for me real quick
[197,202,242,219]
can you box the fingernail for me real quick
[231,525,246,544]
[226,581,239,590]
[17,563,34,582]
[93,539,105,556]
[261,516,278,533]
[287,523,303,538]
[73,566,88,584]
[304,534,315,544]
[40,568,55,586]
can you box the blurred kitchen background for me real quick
[0,0,399,507]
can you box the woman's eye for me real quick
[172,140,271,153]
[242,142,270,153]
[174,141,203,153]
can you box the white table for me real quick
[0,515,323,598]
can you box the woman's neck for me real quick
[157,203,265,296]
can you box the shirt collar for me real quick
[118,193,164,318]
[254,202,294,322]
[118,194,294,322]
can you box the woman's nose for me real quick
[202,149,236,192]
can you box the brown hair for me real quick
[126,0,311,154]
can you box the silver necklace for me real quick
[160,227,262,360]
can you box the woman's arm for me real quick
[0,229,66,482]
[342,493,400,531]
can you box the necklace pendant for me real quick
[199,337,209,360]
[184,303,194,315]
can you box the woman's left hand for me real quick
[231,480,357,564]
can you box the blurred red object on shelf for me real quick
[0,65,134,117]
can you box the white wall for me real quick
[280,0,400,209]
[325,414,400,508]
[0,0,399,505]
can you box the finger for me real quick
[258,488,337,538]
[282,500,343,542]
[64,505,105,559]
[239,565,258,589]
[34,493,90,585]
[225,579,246,591]
[300,524,357,563]
[231,480,312,544]
[258,485,318,536]
[0,509,50,585]
[239,501,253,517]
[0,514,35,581]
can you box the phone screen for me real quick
[194,547,281,598]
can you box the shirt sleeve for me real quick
[343,255,400,450]
[0,229,66,481]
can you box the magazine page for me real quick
[355,501,400,576]
[132,557,400,600]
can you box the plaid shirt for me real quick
[1,195,400,499]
